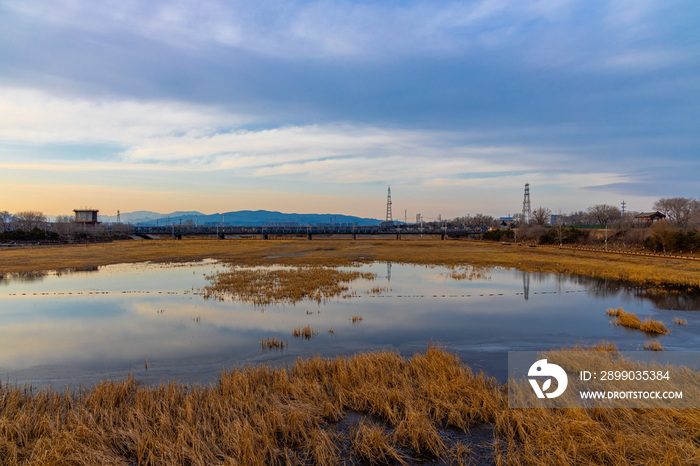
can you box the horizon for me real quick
[1,1,699,219]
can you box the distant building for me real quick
[74,209,100,228]
[635,211,666,225]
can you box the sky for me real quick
[1,0,699,221]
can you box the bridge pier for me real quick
[441,233,445,240]
[263,233,269,240]
[307,232,312,240]
[352,233,356,240]
[396,233,400,240]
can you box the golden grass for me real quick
[673,317,688,326]
[2,237,700,290]
[200,266,376,306]
[501,347,700,465]
[292,325,318,340]
[644,340,664,351]
[261,336,287,350]
[607,308,670,335]
[1,347,698,465]
[351,314,363,324]
[560,341,618,352]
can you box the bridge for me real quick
[131,224,489,239]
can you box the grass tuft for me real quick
[607,308,669,335]
[261,336,287,349]
[292,325,318,340]
[644,340,664,351]
[673,317,688,326]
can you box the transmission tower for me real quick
[116,210,121,223]
[522,183,531,224]
[385,186,393,222]
[621,200,626,215]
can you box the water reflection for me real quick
[522,271,530,300]
[0,262,698,390]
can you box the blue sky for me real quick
[1,0,698,220]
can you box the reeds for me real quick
[0,347,698,464]
[201,266,376,305]
[606,307,670,335]
[673,317,688,326]
[261,336,287,349]
[5,238,700,292]
[644,340,664,351]
[351,314,363,324]
[292,325,318,340]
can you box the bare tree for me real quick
[653,197,700,227]
[52,215,76,236]
[587,204,621,225]
[0,211,12,233]
[12,211,47,231]
[531,206,551,226]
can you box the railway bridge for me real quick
[132,224,489,240]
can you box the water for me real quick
[1,261,698,390]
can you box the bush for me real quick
[538,227,583,245]
[644,229,700,253]
[0,228,58,242]
[482,229,514,242]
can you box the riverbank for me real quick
[1,346,697,465]
[2,237,700,290]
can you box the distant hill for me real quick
[99,210,381,226]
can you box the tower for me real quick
[621,200,626,215]
[522,183,531,224]
[385,186,393,223]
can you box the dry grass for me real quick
[644,340,664,351]
[560,341,618,352]
[261,336,287,350]
[2,237,700,290]
[292,325,318,340]
[673,317,688,326]
[351,314,363,324]
[607,308,670,335]
[0,347,698,465]
[200,266,376,306]
[501,347,700,465]
[351,420,407,465]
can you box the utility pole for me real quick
[522,183,531,225]
[385,186,393,223]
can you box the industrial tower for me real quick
[386,186,393,223]
[522,183,531,224]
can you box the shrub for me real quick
[538,227,584,245]
[482,229,514,242]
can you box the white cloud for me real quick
[0,85,562,183]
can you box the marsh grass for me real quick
[1,347,698,465]
[607,307,670,335]
[644,340,664,351]
[4,238,700,291]
[673,317,688,326]
[351,314,363,324]
[201,266,376,306]
[292,325,318,340]
[261,336,287,350]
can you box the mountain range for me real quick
[98,210,381,227]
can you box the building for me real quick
[634,211,666,225]
[74,209,100,228]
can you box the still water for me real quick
[1,261,698,389]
